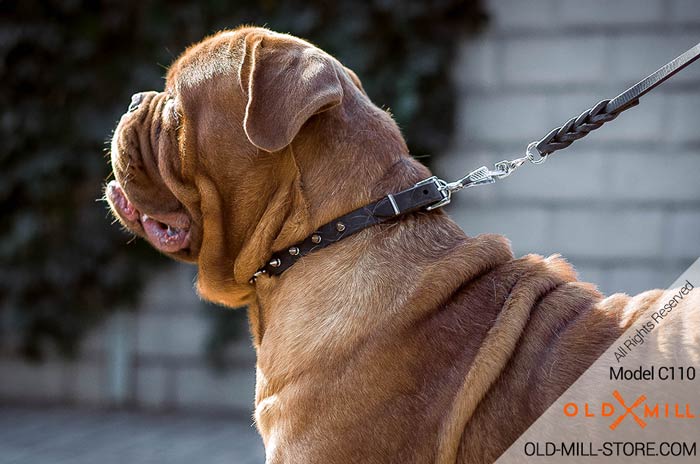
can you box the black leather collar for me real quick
[250,176,448,282]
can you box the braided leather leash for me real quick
[252,41,700,282]
[535,42,700,156]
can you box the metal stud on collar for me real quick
[249,269,266,284]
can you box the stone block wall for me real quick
[436,0,700,296]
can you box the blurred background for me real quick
[1,0,699,462]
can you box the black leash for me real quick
[251,41,700,283]
[535,41,700,157]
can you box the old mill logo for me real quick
[563,390,696,430]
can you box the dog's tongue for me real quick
[141,214,190,253]
[108,180,190,253]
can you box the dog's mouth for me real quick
[106,180,191,254]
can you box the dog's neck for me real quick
[248,91,475,384]
[249,88,439,337]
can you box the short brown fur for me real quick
[106,28,699,463]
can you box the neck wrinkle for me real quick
[233,145,312,285]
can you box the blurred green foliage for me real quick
[0,0,486,361]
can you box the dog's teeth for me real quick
[166,226,179,237]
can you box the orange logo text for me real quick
[563,390,695,430]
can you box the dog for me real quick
[106,27,699,463]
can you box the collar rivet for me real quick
[311,234,322,244]
[336,222,346,232]
[269,258,281,268]
[289,246,300,256]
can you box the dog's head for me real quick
[106,27,379,306]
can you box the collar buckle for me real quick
[419,168,501,212]
[414,176,452,211]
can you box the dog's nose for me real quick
[128,92,146,113]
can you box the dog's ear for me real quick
[239,32,344,153]
[343,66,366,95]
